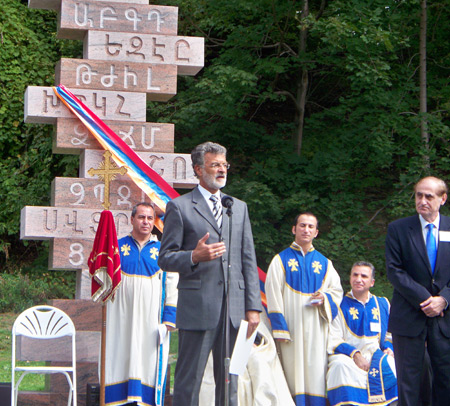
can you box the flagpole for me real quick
[100,304,106,406]
[87,208,121,406]
[222,196,234,406]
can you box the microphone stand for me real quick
[223,199,233,406]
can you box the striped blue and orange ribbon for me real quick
[258,266,267,310]
[53,85,178,231]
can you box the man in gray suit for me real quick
[158,141,262,406]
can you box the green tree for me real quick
[151,0,450,278]
[0,0,80,268]
[1,0,450,299]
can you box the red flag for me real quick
[88,210,122,302]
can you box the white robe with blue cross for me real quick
[105,234,178,406]
[327,292,397,406]
[265,242,343,406]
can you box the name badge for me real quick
[439,231,450,242]
[370,322,381,333]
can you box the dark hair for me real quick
[351,261,375,279]
[293,212,319,228]
[131,202,155,217]
[191,142,227,174]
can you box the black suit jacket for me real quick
[385,214,450,337]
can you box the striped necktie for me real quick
[426,223,437,273]
[209,195,222,227]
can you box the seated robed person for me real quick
[326,262,398,406]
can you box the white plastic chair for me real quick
[11,305,77,406]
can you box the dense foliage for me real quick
[0,271,75,312]
[1,0,449,295]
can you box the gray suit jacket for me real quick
[158,187,262,330]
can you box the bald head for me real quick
[415,176,448,222]
[415,176,448,197]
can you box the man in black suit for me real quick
[385,176,450,406]
[158,141,262,406]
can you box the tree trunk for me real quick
[420,0,429,167]
[294,0,309,156]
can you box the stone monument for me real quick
[19,0,204,404]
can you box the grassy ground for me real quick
[169,331,178,391]
[0,313,14,384]
[0,312,45,390]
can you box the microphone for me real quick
[221,195,234,208]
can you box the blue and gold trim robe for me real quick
[265,242,343,406]
[105,234,178,406]
[327,293,397,406]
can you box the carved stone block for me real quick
[17,331,100,363]
[20,207,132,240]
[28,0,62,10]
[24,86,146,124]
[50,239,94,270]
[51,177,162,211]
[50,362,99,394]
[48,299,102,331]
[54,118,174,154]
[80,149,197,188]
[29,0,150,11]
[55,58,177,100]
[75,269,93,299]
[16,391,69,406]
[58,0,178,39]
[84,30,204,75]
[92,0,150,3]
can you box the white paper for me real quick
[439,231,450,242]
[158,324,168,341]
[229,320,258,376]
[305,298,321,306]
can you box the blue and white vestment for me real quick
[265,242,343,406]
[327,292,397,406]
[105,234,178,406]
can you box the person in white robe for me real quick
[199,311,295,406]
[104,203,178,406]
[327,261,397,406]
[237,312,295,406]
[265,212,343,406]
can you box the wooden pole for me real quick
[100,304,106,406]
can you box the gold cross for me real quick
[88,150,127,210]
[150,247,159,260]
[349,307,359,320]
[288,258,299,271]
[312,261,322,274]
[372,308,380,321]
[121,244,131,256]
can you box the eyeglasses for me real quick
[208,163,230,169]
